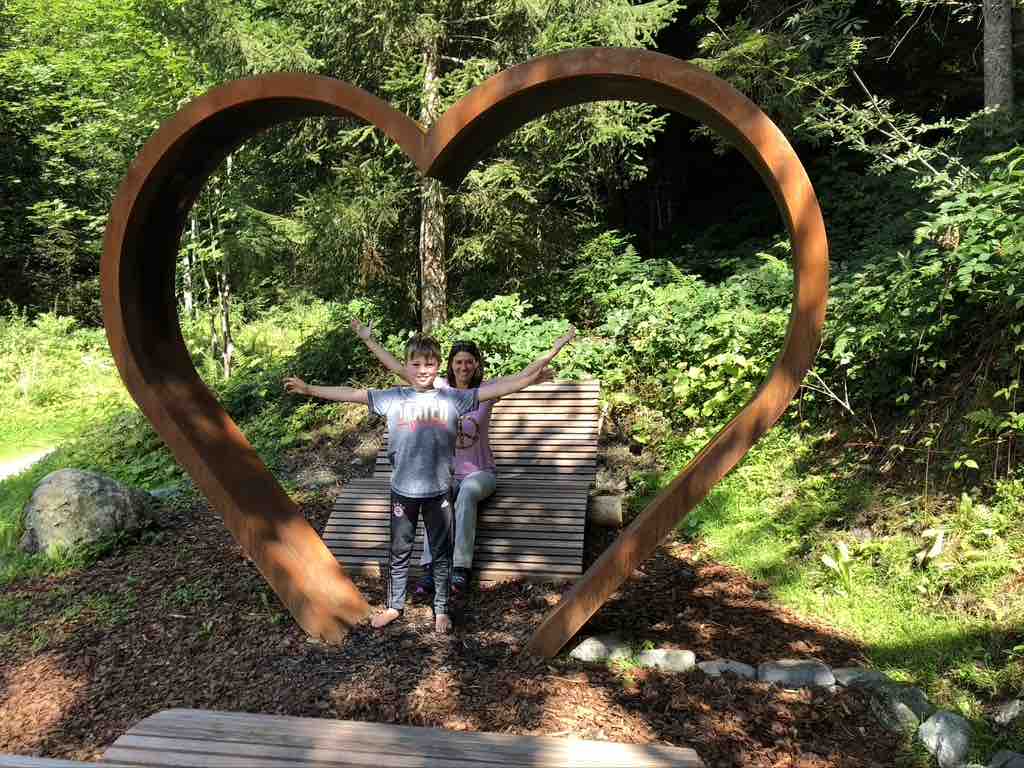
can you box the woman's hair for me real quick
[404,334,442,364]
[446,340,484,387]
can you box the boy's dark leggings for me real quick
[387,490,453,616]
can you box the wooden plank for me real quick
[325,517,586,531]
[330,553,583,570]
[446,439,598,448]
[499,393,599,399]
[335,502,587,515]
[326,519,585,534]
[509,381,600,391]
[333,565,577,581]
[326,533,585,548]
[486,446,601,453]
[324,533,584,550]
[335,502,588,514]
[474,445,600,453]
[373,462,596,473]
[494,404,599,411]
[374,452,597,463]
[337,495,591,506]
[328,542,583,560]
[101,709,701,767]
[330,516,585,529]
[0,758,94,767]
[328,539,586,554]
[369,464,599,475]
[337,487,591,502]
[476,413,597,423]
[329,553,584,573]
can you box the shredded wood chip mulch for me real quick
[0,498,904,766]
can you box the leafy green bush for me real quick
[597,252,791,432]
[427,294,595,379]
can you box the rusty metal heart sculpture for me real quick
[101,47,828,653]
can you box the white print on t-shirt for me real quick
[393,501,405,517]
[456,414,480,449]
[396,398,450,432]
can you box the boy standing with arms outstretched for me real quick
[284,332,555,633]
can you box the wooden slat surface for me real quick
[0,758,94,767]
[100,708,702,767]
[328,381,601,582]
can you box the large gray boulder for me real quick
[19,469,157,554]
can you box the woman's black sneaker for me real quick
[451,567,470,596]
[412,565,434,603]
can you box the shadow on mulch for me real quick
[0,499,905,767]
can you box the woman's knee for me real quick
[456,472,496,506]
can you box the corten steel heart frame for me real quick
[101,47,828,652]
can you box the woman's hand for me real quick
[552,325,576,354]
[350,317,373,342]
[283,376,308,396]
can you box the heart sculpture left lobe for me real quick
[102,48,828,652]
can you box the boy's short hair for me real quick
[404,334,442,364]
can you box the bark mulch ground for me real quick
[0,495,907,767]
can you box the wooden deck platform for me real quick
[325,381,602,582]
[100,708,704,767]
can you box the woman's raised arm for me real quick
[488,325,576,387]
[477,365,551,403]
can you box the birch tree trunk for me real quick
[418,31,447,332]
[182,216,197,319]
[984,0,1014,109]
[217,259,235,379]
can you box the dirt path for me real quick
[0,448,52,481]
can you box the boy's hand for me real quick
[350,317,373,342]
[283,376,308,396]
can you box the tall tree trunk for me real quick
[418,31,447,332]
[984,0,1014,109]
[182,216,196,319]
[217,258,234,379]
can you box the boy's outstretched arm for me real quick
[351,318,412,385]
[283,376,368,405]
[477,365,551,402]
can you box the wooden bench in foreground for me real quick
[98,708,704,766]
[325,381,602,583]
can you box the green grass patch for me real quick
[660,429,1024,760]
[0,296,383,584]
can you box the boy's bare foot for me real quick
[371,608,401,629]
[435,613,452,633]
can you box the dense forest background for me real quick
[2,0,1024,757]
[5,0,1023,488]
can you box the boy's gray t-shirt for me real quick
[367,386,479,498]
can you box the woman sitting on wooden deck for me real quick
[351,319,575,597]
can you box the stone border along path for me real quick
[568,634,1024,768]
